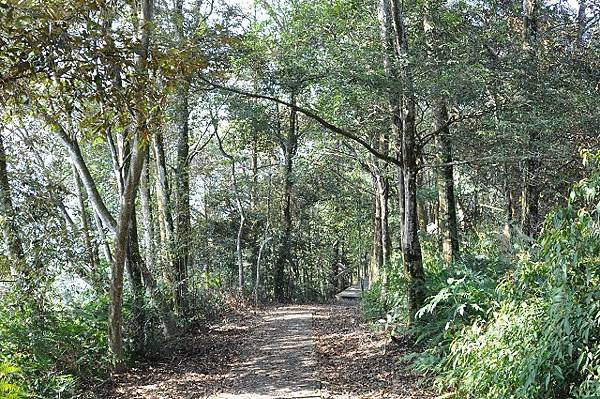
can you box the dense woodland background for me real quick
[0,0,599,397]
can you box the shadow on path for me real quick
[212,306,321,399]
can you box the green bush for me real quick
[0,290,110,398]
[410,254,505,377]
[361,282,388,321]
[414,152,600,398]
[0,362,25,399]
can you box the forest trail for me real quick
[212,306,320,398]
[107,304,431,398]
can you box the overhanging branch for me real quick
[198,77,402,167]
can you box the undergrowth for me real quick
[365,152,600,398]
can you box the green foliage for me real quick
[409,253,505,377]
[0,290,110,398]
[413,153,600,398]
[361,282,387,322]
[0,363,25,399]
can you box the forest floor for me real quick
[102,303,431,398]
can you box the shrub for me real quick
[415,152,600,398]
[0,289,110,398]
[361,282,388,321]
[0,362,25,399]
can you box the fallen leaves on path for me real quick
[101,310,262,398]
[101,303,432,399]
[313,303,433,399]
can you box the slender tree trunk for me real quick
[0,131,25,278]
[432,106,458,260]
[423,1,459,262]
[153,132,174,246]
[388,0,426,319]
[108,0,153,367]
[72,163,101,280]
[213,119,246,292]
[93,210,113,264]
[174,92,191,311]
[173,0,190,314]
[108,132,147,367]
[125,210,147,356]
[274,94,298,302]
[140,147,155,272]
[55,128,117,232]
[106,128,150,355]
[250,132,260,287]
[203,189,211,278]
[378,0,405,261]
[577,1,588,47]
[152,132,184,312]
[401,124,426,320]
[254,163,272,302]
[521,0,541,237]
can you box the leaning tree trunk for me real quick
[108,0,153,368]
[70,163,105,292]
[108,131,147,367]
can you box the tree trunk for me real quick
[378,0,405,258]
[0,131,25,278]
[217,130,246,292]
[423,1,459,262]
[71,163,103,290]
[108,131,147,367]
[140,147,155,272]
[173,0,190,314]
[433,105,458,262]
[152,132,185,312]
[254,163,272,302]
[55,127,117,232]
[370,175,383,281]
[388,0,426,319]
[108,0,153,368]
[92,210,113,264]
[274,94,298,302]
[577,1,588,47]
[125,210,147,356]
[521,0,541,237]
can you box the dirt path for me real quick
[104,304,430,399]
[314,304,432,398]
[212,306,320,398]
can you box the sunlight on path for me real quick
[211,306,321,399]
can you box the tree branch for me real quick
[198,77,402,167]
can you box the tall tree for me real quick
[521,0,541,237]
[274,95,299,302]
[173,0,191,315]
[0,131,25,278]
[423,1,459,262]
[379,0,426,318]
